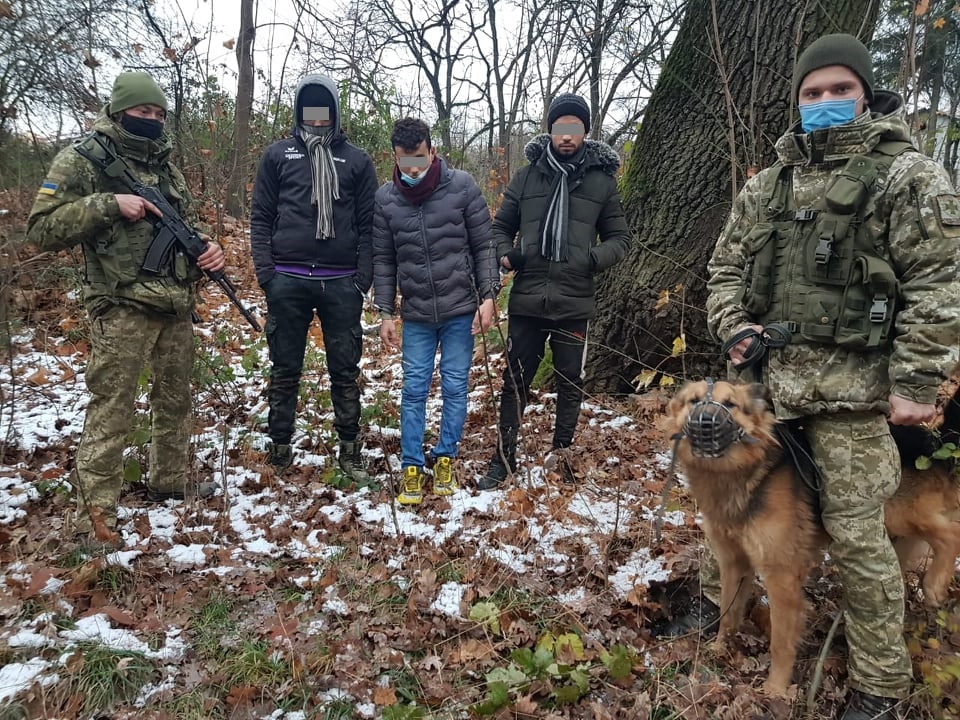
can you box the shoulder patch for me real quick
[38,181,59,196]
[935,194,960,227]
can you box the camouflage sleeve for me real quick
[25,146,120,252]
[705,172,766,343]
[885,154,960,404]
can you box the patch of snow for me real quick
[431,582,465,617]
[0,657,52,702]
[166,544,208,566]
[608,549,670,597]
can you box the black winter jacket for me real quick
[372,159,500,324]
[250,76,378,290]
[493,135,631,321]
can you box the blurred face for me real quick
[797,66,867,115]
[550,114,585,156]
[123,104,166,123]
[302,106,332,127]
[394,140,435,178]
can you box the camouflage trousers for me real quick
[697,412,911,698]
[73,304,194,533]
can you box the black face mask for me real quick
[120,114,165,140]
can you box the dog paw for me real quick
[761,680,796,699]
[707,638,730,658]
[923,580,948,608]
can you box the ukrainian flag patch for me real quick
[38,181,58,196]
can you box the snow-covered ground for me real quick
[0,308,686,714]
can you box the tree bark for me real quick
[227,0,256,218]
[586,0,881,392]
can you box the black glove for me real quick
[504,249,525,272]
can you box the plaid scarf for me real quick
[539,143,585,261]
[301,126,340,239]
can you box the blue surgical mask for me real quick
[400,170,424,186]
[798,97,860,133]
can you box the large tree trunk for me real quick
[586,0,880,392]
[226,0,256,218]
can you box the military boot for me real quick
[546,447,576,484]
[655,595,721,639]
[146,482,217,502]
[477,451,517,490]
[477,430,517,491]
[267,442,293,470]
[838,691,899,720]
[338,440,370,483]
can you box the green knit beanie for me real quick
[793,33,875,103]
[110,72,168,114]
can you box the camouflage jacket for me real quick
[707,91,960,418]
[27,109,199,318]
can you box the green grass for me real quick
[191,593,236,663]
[67,642,156,716]
[57,545,93,569]
[220,640,291,689]
[162,688,225,720]
[319,697,356,720]
[97,564,134,596]
[0,703,28,720]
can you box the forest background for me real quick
[0,0,959,719]
[0,0,958,387]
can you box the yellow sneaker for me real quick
[397,466,424,505]
[432,456,458,496]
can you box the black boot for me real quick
[267,442,293,469]
[838,690,898,720]
[338,440,370,483]
[477,429,517,491]
[477,455,512,490]
[547,447,576,484]
[655,595,721,638]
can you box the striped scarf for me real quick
[539,144,583,261]
[301,126,340,239]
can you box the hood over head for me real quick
[294,74,341,134]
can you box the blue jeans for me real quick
[400,313,474,468]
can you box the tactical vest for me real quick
[75,133,193,292]
[736,139,913,350]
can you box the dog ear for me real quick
[747,383,772,414]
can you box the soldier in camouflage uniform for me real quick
[679,35,959,719]
[27,72,224,543]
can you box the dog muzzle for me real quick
[679,378,746,457]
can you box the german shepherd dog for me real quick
[665,379,960,697]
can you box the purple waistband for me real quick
[275,264,354,279]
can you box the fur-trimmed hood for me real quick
[523,134,620,176]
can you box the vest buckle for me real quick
[869,295,889,323]
[814,237,833,264]
[795,209,818,221]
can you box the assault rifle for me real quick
[74,134,261,331]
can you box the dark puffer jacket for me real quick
[372,159,500,324]
[493,135,630,321]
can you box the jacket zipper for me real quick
[418,206,439,323]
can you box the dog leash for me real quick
[655,433,683,543]
[719,322,794,369]
[775,422,825,498]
